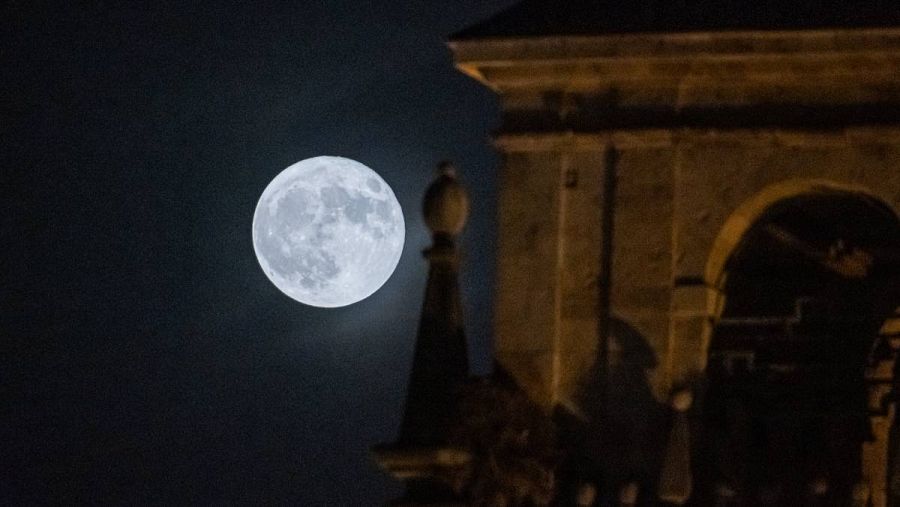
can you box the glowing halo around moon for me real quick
[252,156,405,307]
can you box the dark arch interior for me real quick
[697,191,900,506]
[723,192,900,319]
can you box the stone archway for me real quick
[695,180,900,506]
[704,179,886,317]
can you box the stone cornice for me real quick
[493,127,900,152]
[449,28,900,92]
[450,27,900,64]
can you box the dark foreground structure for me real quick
[378,1,900,505]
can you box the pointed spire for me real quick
[372,162,472,504]
[398,161,470,446]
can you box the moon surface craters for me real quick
[252,156,404,307]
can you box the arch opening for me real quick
[695,182,900,505]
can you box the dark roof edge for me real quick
[449,0,900,42]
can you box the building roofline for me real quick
[450,0,900,42]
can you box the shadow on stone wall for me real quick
[555,316,669,506]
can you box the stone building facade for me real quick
[439,2,900,505]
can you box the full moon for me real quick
[252,156,405,307]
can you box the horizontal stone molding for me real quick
[494,127,900,152]
[451,27,900,66]
[451,28,900,120]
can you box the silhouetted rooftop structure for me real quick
[452,0,900,40]
[372,164,471,505]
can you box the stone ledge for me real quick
[371,444,471,481]
[494,127,900,152]
[451,28,900,67]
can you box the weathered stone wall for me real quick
[672,131,900,384]
[454,28,900,409]
[492,137,679,407]
[609,147,675,394]
[555,151,606,409]
[494,131,900,407]
[494,150,564,407]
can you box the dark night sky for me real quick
[3,1,513,503]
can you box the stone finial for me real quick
[619,482,639,506]
[423,161,469,237]
[671,389,693,412]
[372,161,471,505]
[576,483,597,506]
[659,387,693,504]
